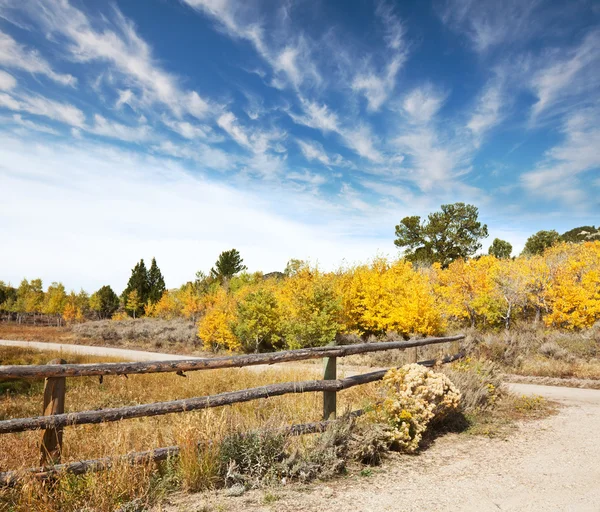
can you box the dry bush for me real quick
[440,359,503,413]
[71,318,200,351]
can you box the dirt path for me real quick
[0,339,201,361]
[159,384,600,512]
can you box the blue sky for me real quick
[0,0,599,291]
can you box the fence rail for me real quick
[0,335,465,380]
[0,334,465,484]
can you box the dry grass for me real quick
[0,319,206,356]
[0,323,72,343]
[0,347,378,511]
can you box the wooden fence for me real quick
[0,334,465,485]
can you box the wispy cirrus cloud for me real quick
[529,29,600,122]
[0,90,86,127]
[352,2,407,111]
[1,0,214,119]
[439,0,545,53]
[521,107,600,206]
[0,31,76,86]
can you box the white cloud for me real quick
[341,125,383,163]
[151,140,234,171]
[439,0,544,53]
[339,183,370,212]
[288,99,340,133]
[183,0,321,90]
[529,30,600,122]
[2,1,213,119]
[0,69,16,90]
[0,91,86,127]
[402,85,446,123]
[0,134,391,290]
[162,117,211,140]
[521,107,600,206]
[352,3,406,111]
[217,111,251,148]
[7,114,61,135]
[467,81,504,140]
[217,111,286,159]
[352,56,403,112]
[87,114,152,143]
[0,31,76,86]
[296,139,332,167]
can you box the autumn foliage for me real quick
[1,242,599,352]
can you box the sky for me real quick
[0,0,599,292]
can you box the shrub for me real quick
[219,431,287,488]
[441,358,502,412]
[538,341,569,359]
[374,364,461,452]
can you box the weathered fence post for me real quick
[322,354,337,420]
[40,358,67,466]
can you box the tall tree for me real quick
[394,203,489,267]
[523,230,560,255]
[147,257,166,303]
[488,238,512,259]
[210,249,247,282]
[121,259,149,316]
[89,285,120,319]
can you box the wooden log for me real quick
[39,359,66,466]
[0,352,465,435]
[0,335,465,380]
[322,355,337,420]
[0,410,368,487]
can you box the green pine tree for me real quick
[121,259,149,316]
[148,257,166,303]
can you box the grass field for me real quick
[0,344,553,512]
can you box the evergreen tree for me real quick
[394,203,488,267]
[523,230,560,255]
[121,259,149,316]
[488,238,512,259]
[148,257,166,303]
[210,249,247,282]
[90,285,120,319]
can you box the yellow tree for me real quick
[197,288,240,351]
[544,242,600,329]
[437,256,499,327]
[339,258,444,337]
[126,290,141,319]
[277,264,342,349]
[492,258,529,330]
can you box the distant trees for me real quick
[211,249,247,283]
[121,258,165,317]
[394,203,488,267]
[89,285,120,319]
[523,230,560,255]
[488,238,512,259]
[560,226,600,243]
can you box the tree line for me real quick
[1,204,598,349]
